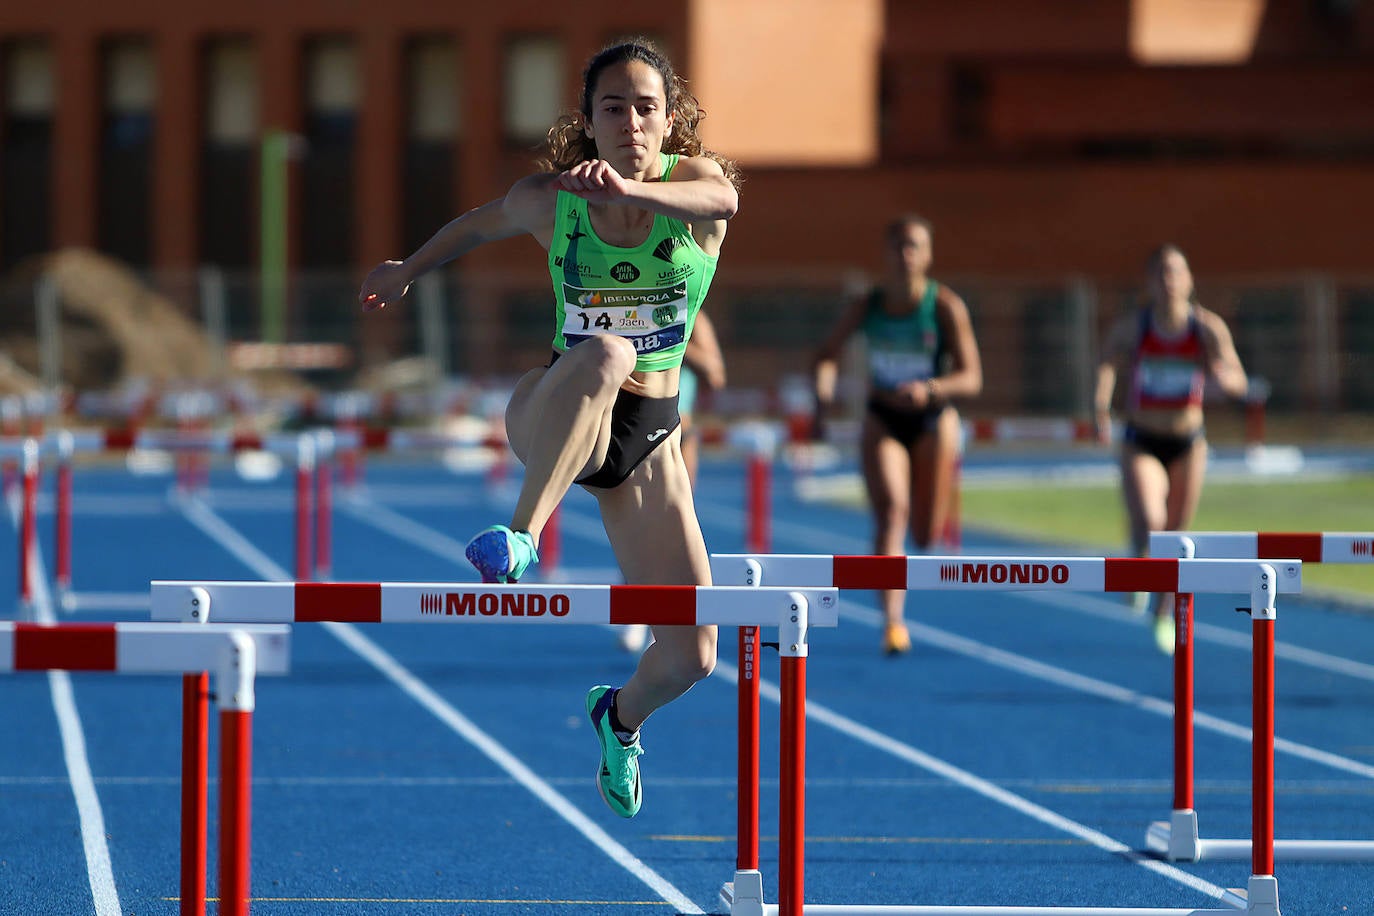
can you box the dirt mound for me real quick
[0,248,312,404]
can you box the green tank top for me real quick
[862,281,944,391]
[547,152,719,372]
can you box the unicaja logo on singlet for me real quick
[652,237,684,262]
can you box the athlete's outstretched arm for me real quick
[358,175,556,311]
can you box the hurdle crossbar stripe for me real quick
[710,554,1301,595]
[1148,530,1374,866]
[149,582,840,628]
[1150,531,1374,564]
[713,553,1285,916]
[0,622,291,674]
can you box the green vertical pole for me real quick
[259,130,290,344]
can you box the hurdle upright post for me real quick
[294,435,315,581]
[746,438,771,554]
[19,438,39,610]
[217,631,257,916]
[1169,538,1200,860]
[313,431,333,581]
[181,586,211,916]
[181,670,210,916]
[776,592,809,916]
[1248,564,1280,916]
[55,431,74,604]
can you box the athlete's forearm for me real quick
[401,199,517,280]
[622,175,737,222]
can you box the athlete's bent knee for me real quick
[580,335,638,383]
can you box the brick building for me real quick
[2,1,1372,404]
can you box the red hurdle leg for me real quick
[55,433,73,597]
[314,450,332,580]
[20,440,37,607]
[218,708,253,916]
[1173,592,1195,813]
[746,450,770,553]
[737,625,760,872]
[777,651,806,916]
[181,672,209,916]
[294,439,314,582]
[1253,614,1275,878]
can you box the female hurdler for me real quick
[358,39,741,817]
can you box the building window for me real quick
[1,39,53,269]
[503,36,564,146]
[99,38,155,267]
[300,37,357,270]
[404,36,459,255]
[200,39,258,268]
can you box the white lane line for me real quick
[178,494,704,914]
[6,488,123,915]
[49,671,124,916]
[711,659,1242,908]
[326,620,704,914]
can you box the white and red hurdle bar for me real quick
[0,621,290,916]
[149,579,839,912]
[709,552,1297,916]
[1147,530,1374,864]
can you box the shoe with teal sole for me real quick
[586,686,643,818]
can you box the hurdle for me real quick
[710,553,1297,916]
[149,579,838,911]
[13,430,330,611]
[0,621,291,916]
[1146,531,1374,863]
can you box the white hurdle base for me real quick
[720,870,1271,915]
[1145,810,1202,862]
[1149,816,1374,862]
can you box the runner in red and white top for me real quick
[1093,244,1248,654]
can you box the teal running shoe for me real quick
[586,685,643,818]
[464,525,538,583]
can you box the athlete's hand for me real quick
[358,261,411,312]
[556,159,633,203]
[894,381,932,410]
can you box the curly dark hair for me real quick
[536,38,742,192]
